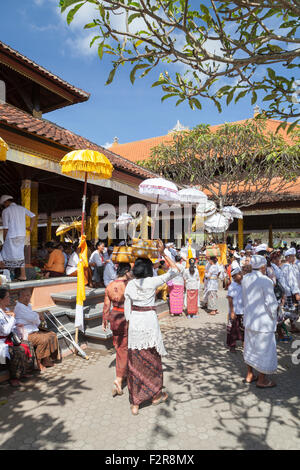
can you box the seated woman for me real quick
[43,242,65,278]
[0,287,33,387]
[14,289,59,371]
[66,242,92,286]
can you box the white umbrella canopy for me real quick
[204,213,229,233]
[178,187,207,204]
[115,213,133,228]
[196,199,217,218]
[222,206,243,220]
[139,177,179,202]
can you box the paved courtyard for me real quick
[0,290,299,450]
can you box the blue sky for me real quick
[0,1,293,147]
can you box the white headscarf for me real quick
[251,255,267,269]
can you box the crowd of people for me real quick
[0,192,299,414]
[100,238,300,414]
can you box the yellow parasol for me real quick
[59,149,113,352]
[0,137,9,161]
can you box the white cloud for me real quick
[103,142,113,149]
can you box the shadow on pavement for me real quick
[148,321,300,450]
[0,374,91,449]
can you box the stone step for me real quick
[51,288,105,308]
[84,325,113,351]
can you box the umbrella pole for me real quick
[75,172,88,347]
[151,195,159,240]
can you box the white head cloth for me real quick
[254,244,268,253]
[231,266,242,276]
[0,195,13,205]
[285,247,296,257]
[251,255,267,269]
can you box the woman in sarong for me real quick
[124,240,180,416]
[0,287,33,387]
[183,258,200,318]
[168,255,185,316]
[103,263,132,396]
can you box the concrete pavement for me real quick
[0,290,299,450]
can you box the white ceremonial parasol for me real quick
[178,187,207,204]
[196,199,217,218]
[139,178,179,238]
[139,178,179,202]
[221,206,243,220]
[178,187,207,238]
[115,213,133,228]
[204,213,229,233]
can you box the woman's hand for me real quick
[156,239,165,255]
[103,320,107,331]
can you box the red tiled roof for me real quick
[0,41,90,102]
[110,118,297,162]
[0,103,158,179]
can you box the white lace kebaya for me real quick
[124,268,178,356]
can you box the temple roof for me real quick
[0,102,158,180]
[109,118,297,163]
[0,40,90,114]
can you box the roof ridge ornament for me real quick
[168,120,189,133]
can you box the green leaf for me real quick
[106,66,117,85]
[130,63,148,84]
[66,2,84,24]
[234,90,247,103]
[226,90,234,105]
[98,41,105,59]
[60,0,82,13]
[267,68,276,80]
[128,13,141,24]
[251,91,257,105]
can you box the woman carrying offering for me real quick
[124,240,180,416]
[102,263,132,397]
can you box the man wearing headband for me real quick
[242,255,278,388]
[226,266,244,353]
[281,248,300,334]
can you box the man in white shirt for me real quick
[0,195,36,281]
[14,289,59,371]
[242,255,278,388]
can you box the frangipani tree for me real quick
[138,119,300,209]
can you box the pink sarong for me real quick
[169,284,184,315]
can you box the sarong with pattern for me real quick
[169,284,184,315]
[7,343,33,379]
[28,331,59,360]
[187,289,198,315]
[109,308,128,378]
[128,347,163,406]
[227,315,244,348]
[207,291,218,311]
